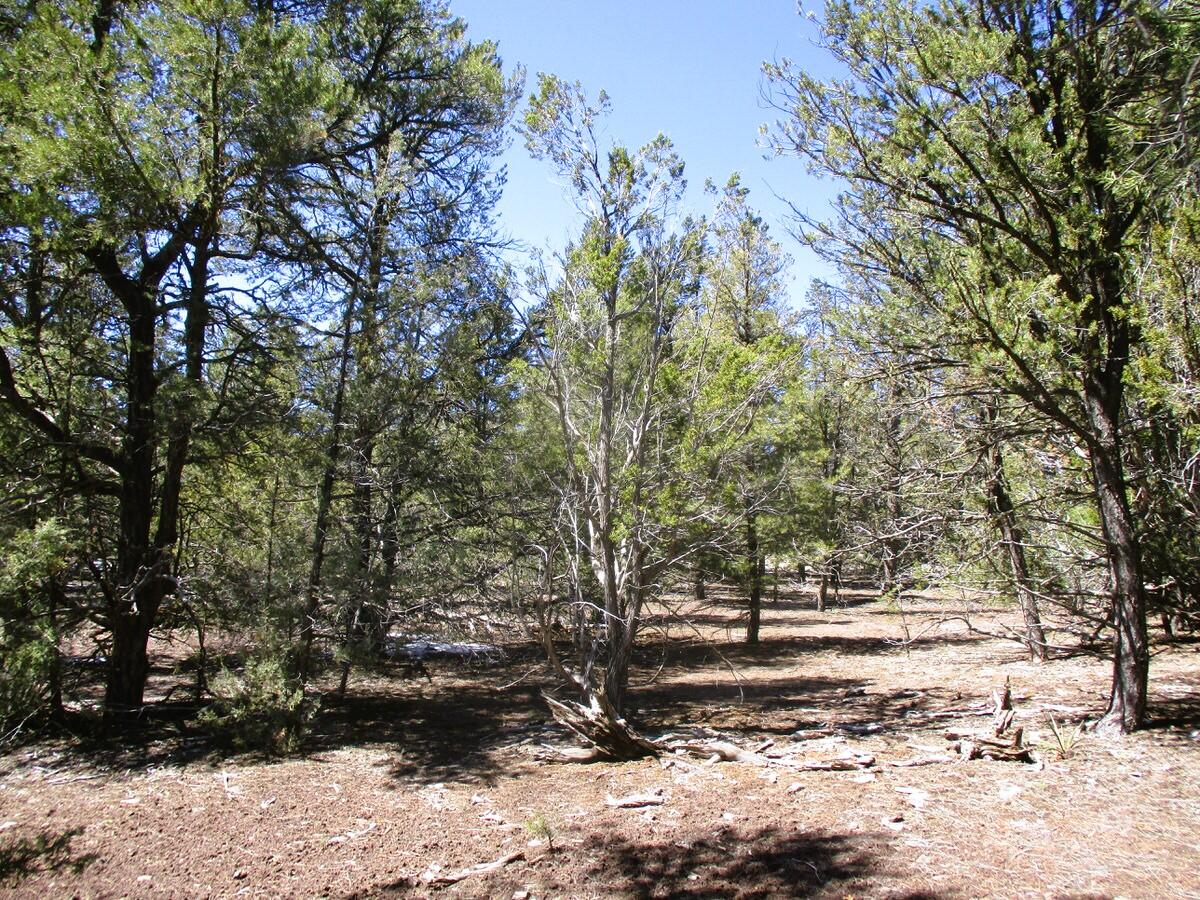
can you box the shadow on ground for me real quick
[0,828,96,887]
[581,826,922,899]
[638,633,988,675]
[1147,692,1200,741]
[309,670,552,785]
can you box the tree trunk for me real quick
[297,303,355,684]
[106,610,155,714]
[47,576,64,718]
[880,403,903,598]
[107,282,161,715]
[986,439,1047,660]
[1085,383,1149,733]
[746,508,762,644]
[543,688,657,761]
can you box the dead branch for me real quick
[943,681,1038,764]
[662,738,874,772]
[421,851,525,887]
[887,755,956,767]
[605,789,665,808]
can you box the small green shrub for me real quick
[198,654,312,754]
[1039,716,1085,760]
[523,813,555,851]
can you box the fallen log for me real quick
[668,740,766,765]
[665,739,875,772]
[791,727,838,740]
[950,738,1036,763]
[788,753,875,771]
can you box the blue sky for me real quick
[451,0,840,303]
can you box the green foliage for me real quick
[0,640,54,738]
[0,519,71,734]
[198,647,312,754]
[523,813,555,850]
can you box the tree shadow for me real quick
[0,828,97,887]
[636,671,959,738]
[1146,692,1200,739]
[582,825,927,899]
[640,633,983,675]
[306,665,555,785]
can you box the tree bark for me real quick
[107,280,163,714]
[1085,380,1149,733]
[985,435,1047,660]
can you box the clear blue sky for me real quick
[451,0,840,303]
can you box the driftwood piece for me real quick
[421,851,525,887]
[669,740,765,765]
[542,690,659,761]
[534,744,605,763]
[911,706,992,721]
[992,678,1015,736]
[664,739,874,772]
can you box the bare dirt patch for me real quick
[2,589,1199,898]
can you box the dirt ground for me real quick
[2,588,1199,899]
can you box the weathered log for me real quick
[944,682,1037,763]
[605,789,665,808]
[664,739,874,772]
[668,740,765,764]
[534,744,605,763]
[992,678,1014,736]
[792,727,838,740]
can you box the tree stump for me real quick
[543,689,659,761]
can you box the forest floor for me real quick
[2,587,1199,899]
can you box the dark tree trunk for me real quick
[47,576,64,718]
[107,282,162,715]
[746,508,762,644]
[106,609,155,713]
[880,404,903,598]
[87,215,205,717]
